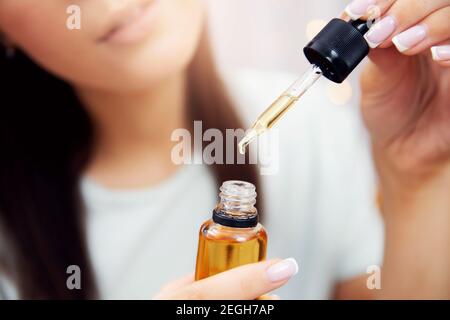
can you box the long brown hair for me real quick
[187,29,260,189]
[0,27,260,299]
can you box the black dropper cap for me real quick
[303,19,370,83]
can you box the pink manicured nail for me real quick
[392,25,427,52]
[345,0,376,20]
[364,16,397,48]
[266,258,299,282]
[431,45,450,61]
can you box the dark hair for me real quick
[0,30,260,299]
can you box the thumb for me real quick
[170,258,298,300]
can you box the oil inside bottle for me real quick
[195,221,267,280]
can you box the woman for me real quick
[0,0,448,299]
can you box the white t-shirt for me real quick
[0,70,384,299]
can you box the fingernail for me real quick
[364,16,397,48]
[345,0,376,20]
[392,25,427,52]
[431,45,450,61]
[266,258,299,282]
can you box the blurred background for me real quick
[207,0,344,72]
[206,0,360,107]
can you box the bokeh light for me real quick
[305,19,327,41]
[327,80,353,106]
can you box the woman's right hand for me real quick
[153,258,298,300]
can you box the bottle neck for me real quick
[213,180,258,228]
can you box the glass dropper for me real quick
[238,64,322,154]
[238,18,373,154]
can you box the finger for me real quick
[392,7,450,55]
[157,272,195,295]
[258,294,281,300]
[431,43,450,67]
[344,0,396,21]
[171,258,298,300]
[365,0,450,48]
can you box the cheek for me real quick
[144,0,205,72]
[0,0,102,55]
[0,0,206,92]
[1,3,67,51]
[0,2,119,89]
[0,3,85,74]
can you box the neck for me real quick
[76,73,187,188]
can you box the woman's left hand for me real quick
[345,0,450,187]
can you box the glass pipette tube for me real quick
[238,65,322,154]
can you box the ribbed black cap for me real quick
[303,19,370,83]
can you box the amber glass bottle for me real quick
[195,180,267,280]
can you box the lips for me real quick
[98,0,160,45]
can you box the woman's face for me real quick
[0,0,204,92]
